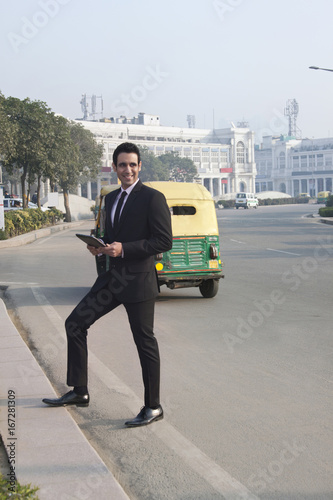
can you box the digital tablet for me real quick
[76,234,106,248]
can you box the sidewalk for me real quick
[0,297,130,500]
[0,223,131,499]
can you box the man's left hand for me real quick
[100,242,123,258]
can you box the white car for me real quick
[4,198,49,212]
[235,193,259,209]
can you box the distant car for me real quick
[235,192,259,209]
[3,198,49,212]
[297,193,311,198]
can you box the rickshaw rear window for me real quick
[171,206,196,215]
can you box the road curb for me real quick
[0,297,131,500]
[320,217,333,225]
[306,213,333,225]
[0,221,87,249]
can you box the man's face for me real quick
[112,152,141,189]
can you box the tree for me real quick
[0,92,18,186]
[49,118,103,222]
[138,146,169,182]
[69,121,104,184]
[158,152,198,182]
[1,96,52,207]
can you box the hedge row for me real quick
[259,197,309,206]
[319,207,333,217]
[0,208,64,240]
[216,197,310,208]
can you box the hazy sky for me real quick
[1,0,333,143]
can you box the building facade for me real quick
[255,135,333,197]
[77,114,257,199]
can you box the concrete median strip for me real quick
[0,221,86,249]
[0,298,130,500]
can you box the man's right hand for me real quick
[87,245,104,256]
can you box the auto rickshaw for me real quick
[317,191,331,204]
[93,182,224,298]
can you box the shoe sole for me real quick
[42,401,89,408]
[125,413,163,427]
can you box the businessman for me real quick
[43,142,173,427]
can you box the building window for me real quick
[220,152,228,164]
[309,154,315,168]
[279,152,286,169]
[325,154,332,167]
[317,154,323,167]
[292,156,299,170]
[236,142,245,164]
[301,155,307,168]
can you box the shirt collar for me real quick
[119,178,139,197]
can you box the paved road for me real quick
[1,204,332,499]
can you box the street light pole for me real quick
[309,66,333,72]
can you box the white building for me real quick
[255,135,333,196]
[77,114,257,199]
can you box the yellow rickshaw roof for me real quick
[98,181,219,237]
[144,182,213,200]
[145,182,218,236]
[100,185,120,196]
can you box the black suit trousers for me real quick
[65,284,160,408]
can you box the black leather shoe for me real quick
[42,390,89,407]
[125,405,163,427]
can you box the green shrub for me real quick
[326,194,333,207]
[0,473,39,499]
[295,196,310,204]
[319,207,333,217]
[258,197,308,206]
[0,229,7,240]
[4,208,64,238]
[216,200,235,208]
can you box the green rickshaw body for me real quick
[94,182,224,298]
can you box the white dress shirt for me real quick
[111,179,139,224]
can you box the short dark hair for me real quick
[113,142,141,165]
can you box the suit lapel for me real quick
[105,188,121,238]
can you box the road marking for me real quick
[31,286,67,328]
[230,239,246,244]
[30,286,259,500]
[266,248,301,256]
[36,235,55,245]
[230,239,301,256]
[36,228,73,245]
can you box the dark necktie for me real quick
[113,191,127,231]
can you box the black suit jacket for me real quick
[91,180,172,302]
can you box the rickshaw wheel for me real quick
[199,279,219,298]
